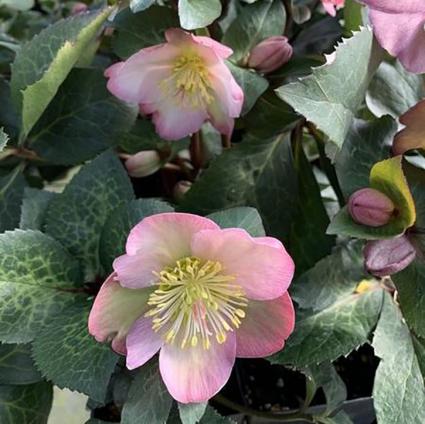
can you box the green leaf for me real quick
[0,229,81,343]
[0,127,8,151]
[328,156,416,239]
[29,68,137,165]
[0,381,52,424]
[366,61,424,118]
[178,402,207,424]
[121,359,173,424]
[291,241,366,312]
[130,0,155,13]
[222,0,286,63]
[372,293,425,424]
[0,167,26,233]
[112,6,179,59]
[271,288,383,367]
[180,135,298,243]
[19,188,56,231]
[227,62,268,115]
[11,7,112,138]
[0,343,42,385]
[100,198,173,273]
[178,0,222,30]
[290,140,334,274]
[45,151,134,280]
[343,0,362,33]
[32,298,118,402]
[207,207,265,237]
[199,407,236,424]
[0,0,34,11]
[0,78,19,140]
[243,90,299,138]
[392,260,425,339]
[335,116,396,198]
[277,27,377,149]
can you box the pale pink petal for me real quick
[152,101,209,140]
[362,1,425,73]
[191,229,295,301]
[125,316,164,370]
[115,213,220,288]
[159,333,236,403]
[236,293,295,358]
[88,273,151,355]
[193,35,233,59]
[323,1,337,16]
[105,44,177,105]
[361,0,424,13]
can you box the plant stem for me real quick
[190,131,203,171]
[306,122,345,208]
[221,134,231,149]
[213,394,315,422]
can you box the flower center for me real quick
[163,53,214,109]
[145,256,248,350]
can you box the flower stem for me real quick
[190,131,203,171]
[213,394,315,422]
[221,134,231,149]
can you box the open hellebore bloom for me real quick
[105,29,244,141]
[321,0,344,16]
[360,0,425,73]
[89,213,295,403]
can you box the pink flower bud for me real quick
[71,2,88,15]
[348,188,395,227]
[364,236,416,277]
[173,180,192,202]
[125,150,161,178]
[248,36,293,74]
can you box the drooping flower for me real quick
[124,150,162,178]
[360,0,425,73]
[105,29,244,141]
[248,36,293,74]
[321,0,344,16]
[89,213,295,403]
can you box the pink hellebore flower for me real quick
[321,0,344,16]
[88,213,295,403]
[361,0,425,73]
[105,29,244,141]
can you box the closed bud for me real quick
[71,2,88,14]
[125,150,161,178]
[173,180,192,202]
[248,36,293,74]
[364,236,416,277]
[348,188,395,227]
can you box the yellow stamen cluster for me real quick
[163,53,214,108]
[145,257,247,350]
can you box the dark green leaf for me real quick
[0,127,8,151]
[11,7,111,137]
[222,0,286,63]
[271,288,383,367]
[130,0,155,13]
[393,260,425,339]
[99,198,173,273]
[335,116,396,198]
[32,298,118,402]
[0,343,42,385]
[0,78,19,140]
[121,359,173,424]
[19,188,56,231]
[199,407,236,424]
[277,28,378,149]
[372,293,425,424]
[0,167,26,233]
[291,241,365,312]
[0,229,81,343]
[45,151,134,280]
[29,68,137,165]
[366,61,424,118]
[180,135,298,244]
[0,381,52,424]
[207,207,265,237]
[290,140,334,273]
[178,0,221,30]
[112,6,179,59]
